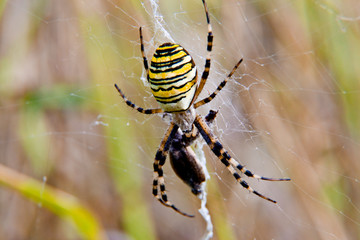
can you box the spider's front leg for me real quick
[194,115,290,203]
[152,122,194,217]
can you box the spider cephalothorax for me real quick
[115,0,290,217]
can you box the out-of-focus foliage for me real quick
[0,0,359,239]
[0,164,106,240]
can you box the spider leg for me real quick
[114,84,163,114]
[139,27,149,73]
[194,59,243,109]
[182,109,218,145]
[194,115,290,203]
[114,27,164,115]
[227,157,290,181]
[192,0,214,103]
[153,123,194,217]
[219,159,277,203]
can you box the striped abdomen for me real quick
[148,43,197,112]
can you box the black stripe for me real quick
[126,101,135,108]
[154,49,183,57]
[140,42,145,52]
[156,43,179,51]
[150,76,196,92]
[240,180,249,189]
[223,152,231,159]
[149,66,195,82]
[219,80,226,88]
[233,172,241,180]
[220,156,229,166]
[161,194,168,201]
[163,124,179,151]
[151,55,188,68]
[203,98,211,104]
[149,60,193,74]
[194,119,212,145]
[244,170,254,177]
[207,34,213,51]
[143,59,148,70]
[149,75,187,86]
[237,165,244,171]
[152,188,157,195]
[149,73,197,88]
[203,0,210,23]
[155,95,187,104]
[153,82,196,101]
[153,163,159,171]
[155,151,166,162]
[156,46,178,53]
[201,60,211,79]
[212,141,223,157]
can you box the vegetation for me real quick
[0,0,359,239]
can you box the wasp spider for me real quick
[115,0,290,217]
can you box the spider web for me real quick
[0,0,359,239]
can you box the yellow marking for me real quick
[149,67,196,86]
[149,62,192,80]
[152,78,196,101]
[151,50,187,64]
[151,55,192,70]
[157,44,180,50]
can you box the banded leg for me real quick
[153,123,194,217]
[192,0,214,103]
[194,59,243,109]
[182,110,218,146]
[114,84,163,114]
[139,27,149,72]
[194,115,290,203]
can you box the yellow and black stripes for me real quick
[191,0,214,104]
[148,43,197,112]
[113,0,289,218]
[194,115,290,203]
[114,83,163,114]
[194,58,243,108]
[152,123,194,217]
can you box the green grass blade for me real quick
[0,163,107,240]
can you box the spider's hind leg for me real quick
[194,115,290,203]
[227,157,291,181]
[152,123,194,217]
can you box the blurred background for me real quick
[0,0,359,239]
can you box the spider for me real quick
[114,0,290,217]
